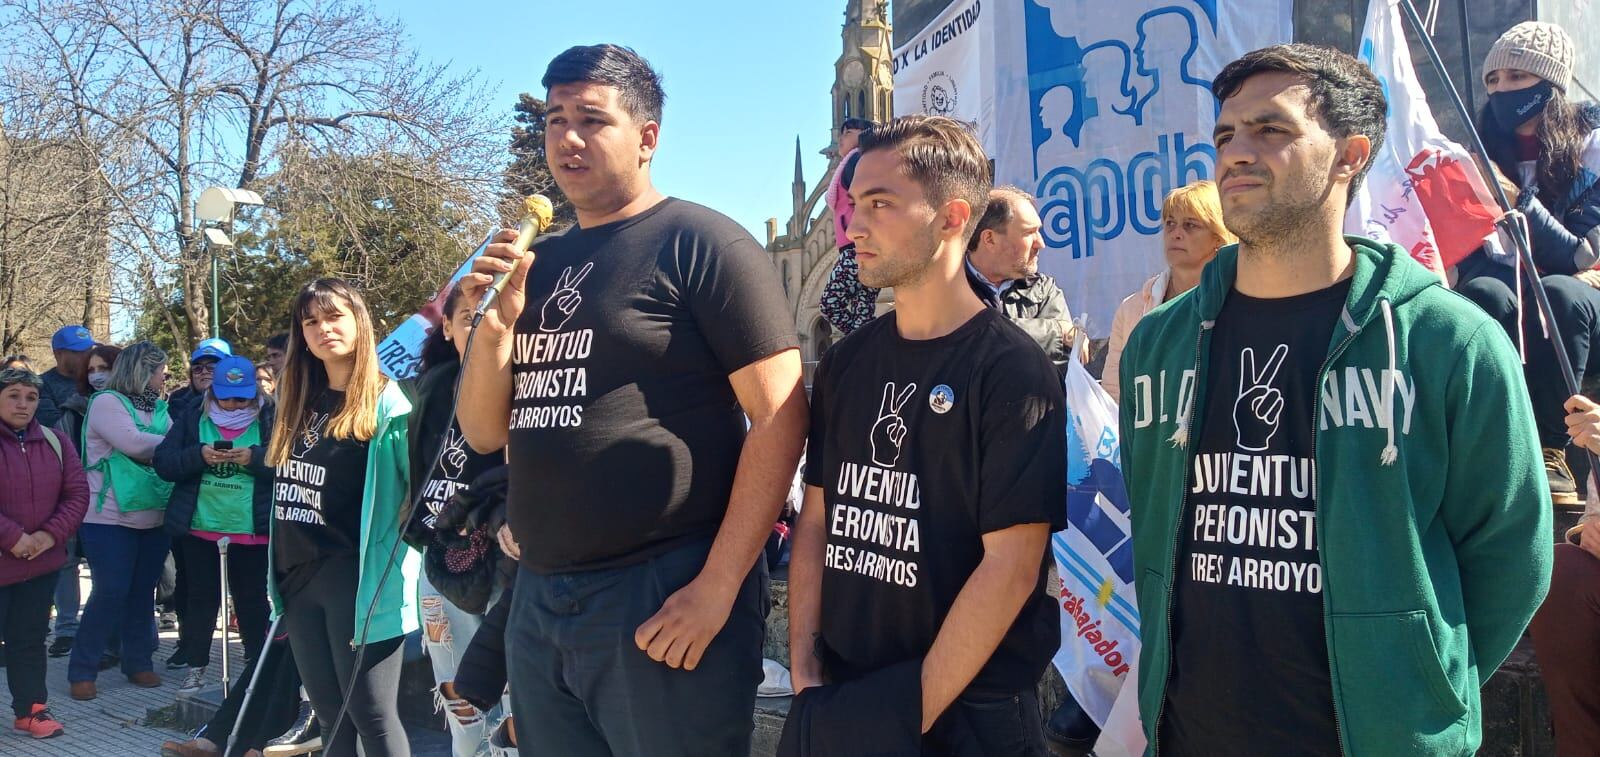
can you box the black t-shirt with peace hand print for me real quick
[273,388,369,599]
[409,418,500,539]
[505,198,799,574]
[804,307,1066,694]
[1159,279,1351,756]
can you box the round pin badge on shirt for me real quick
[929,384,955,414]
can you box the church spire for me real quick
[793,136,805,186]
[791,135,806,239]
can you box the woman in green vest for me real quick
[155,355,274,696]
[66,341,173,701]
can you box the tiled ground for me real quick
[0,568,449,755]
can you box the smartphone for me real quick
[213,440,233,451]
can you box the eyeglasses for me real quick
[191,364,216,375]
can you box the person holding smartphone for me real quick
[155,355,275,697]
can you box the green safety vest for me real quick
[193,415,261,534]
[84,391,174,513]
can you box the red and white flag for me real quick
[1347,0,1501,278]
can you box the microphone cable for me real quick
[322,318,488,755]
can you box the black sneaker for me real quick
[166,648,188,670]
[47,636,73,658]
[264,704,321,756]
[1546,447,1581,508]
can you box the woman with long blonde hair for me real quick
[267,279,416,757]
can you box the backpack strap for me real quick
[38,426,63,470]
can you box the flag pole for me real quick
[1395,0,1597,479]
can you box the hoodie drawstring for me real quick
[1379,298,1400,466]
[1168,320,1214,449]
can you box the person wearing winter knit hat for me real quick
[1483,21,1574,93]
[1455,19,1600,510]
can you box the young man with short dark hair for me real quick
[459,44,806,755]
[1119,43,1551,754]
[264,333,289,380]
[784,115,1066,754]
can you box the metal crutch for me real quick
[217,536,231,695]
[222,615,283,757]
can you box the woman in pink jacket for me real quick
[0,367,89,739]
[67,341,173,700]
[1103,180,1235,402]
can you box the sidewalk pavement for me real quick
[0,567,449,755]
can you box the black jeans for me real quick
[925,687,1049,756]
[0,572,57,717]
[203,631,304,755]
[176,535,270,668]
[1457,272,1600,447]
[282,556,408,757]
[506,537,769,757]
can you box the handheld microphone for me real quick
[474,194,555,322]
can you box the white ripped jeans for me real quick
[418,568,508,757]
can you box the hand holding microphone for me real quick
[463,194,555,329]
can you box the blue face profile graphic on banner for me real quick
[1131,6,1217,123]
[1064,406,1135,584]
[1024,0,1222,262]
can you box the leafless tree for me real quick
[0,92,108,356]
[0,0,504,352]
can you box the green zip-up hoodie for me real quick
[1117,237,1551,755]
[268,381,420,645]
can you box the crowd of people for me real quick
[1,19,1598,757]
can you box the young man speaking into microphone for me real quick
[458,44,806,756]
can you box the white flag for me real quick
[1347,0,1501,276]
[892,0,995,151]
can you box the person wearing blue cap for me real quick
[168,338,233,418]
[38,325,94,428]
[161,337,233,670]
[154,355,274,697]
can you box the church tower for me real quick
[831,0,895,153]
[766,1,896,384]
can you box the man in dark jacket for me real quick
[965,187,1081,371]
[37,325,93,428]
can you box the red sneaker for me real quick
[13,703,63,739]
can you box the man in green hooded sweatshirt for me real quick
[1118,43,1552,755]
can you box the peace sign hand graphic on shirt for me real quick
[870,381,917,468]
[294,412,330,459]
[440,427,469,480]
[1233,344,1288,452]
[539,261,595,333]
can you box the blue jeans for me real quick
[419,568,506,757]
[506,537,768,757]
[67,523,170,682]
[52,548,80,637]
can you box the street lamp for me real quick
[195,187,263,339]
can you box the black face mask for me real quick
[1489,79,1556,130]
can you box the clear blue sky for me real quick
[383,0,850,240]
